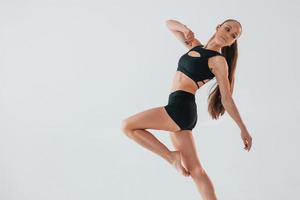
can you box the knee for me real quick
[189,166,207,179]
[121,119,134,138]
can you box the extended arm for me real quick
[210,56,252,151]
[211,56,246,130]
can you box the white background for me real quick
[0,0,299,199]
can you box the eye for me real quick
[225,27,230,31]
[232,34,236,39]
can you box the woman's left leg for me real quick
[169,130,218,200]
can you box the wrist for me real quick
[239,124,247,131]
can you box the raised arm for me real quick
[210,56,252,151]
[165,19,203,50]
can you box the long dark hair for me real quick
[207,19,242,120]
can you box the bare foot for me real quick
[169,151,190,177]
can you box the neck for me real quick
[204,40,223,52]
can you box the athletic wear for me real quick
[164,45,224,131]
[164,90,197,130]
[177,44,224,88]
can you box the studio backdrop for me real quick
[0,0,299,200]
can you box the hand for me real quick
[182,25,194,45]
[240,128,252,152]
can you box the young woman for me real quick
[122,19,253,200]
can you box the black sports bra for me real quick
[177,45,224,88]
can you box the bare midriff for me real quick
[170,71,207,95]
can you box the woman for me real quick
[122,19,253,200]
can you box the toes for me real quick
[182,166,189,174]
[184,171,190,176]
[181,167,190,176]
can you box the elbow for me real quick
[165,19,172,25]
[165,19,175,23]
[165,19,179,29]
[165,20,174,29]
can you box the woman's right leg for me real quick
[121,106,190,176]
[169,130,218,200]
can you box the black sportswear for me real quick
[177,44,224,88]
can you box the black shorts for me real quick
[164,90,197,131]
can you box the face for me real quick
[215,21,242,47]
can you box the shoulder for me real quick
[208,55,228,76]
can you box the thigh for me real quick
[169,131,204,171]
[165,101,197,131]
[123,106,181,132]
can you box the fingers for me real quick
[187,32,194,41]
[243,140,248,151]
[248,137,252,150]
[184,30,194,41]
[241,130,253,152]
[243,137,252,152]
